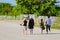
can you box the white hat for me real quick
[30,16,32,18]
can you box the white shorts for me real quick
[23,26,27,31]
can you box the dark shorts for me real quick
[28,26,34,29]
[40,25,45,30]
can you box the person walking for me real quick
[40,19,45,34]
[23,18,27,34]
[46,15,51,34]
[28,17,34,35]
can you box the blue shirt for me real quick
[46,18,51,25]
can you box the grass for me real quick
[51,23,60,29]
[35,25,60,30]
[51,26,60,29]
[34,21,60,29]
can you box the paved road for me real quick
[0,21,60,40]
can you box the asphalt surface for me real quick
[0,21,60,40]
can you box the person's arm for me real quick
[33,20,34,26]
[28,20,30,26]
[43,22,44,25]
[22,20,24,26]
[50,19,51,25]
[45,19,47,26]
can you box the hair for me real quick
[48,15,50,18]
[41,19,43,21]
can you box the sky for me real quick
[0,0,16,6]
[0,0,60,6]
[56,0,60,6]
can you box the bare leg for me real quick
[30,29,33,35]
[41,28,43,34]
[23,29,25,34]
[25,30,27,35]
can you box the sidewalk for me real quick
[0,21,60,40]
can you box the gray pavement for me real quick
[0,21,60,40]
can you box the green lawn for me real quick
[35,21,60,29]
[51,24,60,29]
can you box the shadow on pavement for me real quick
[31,33,60,35]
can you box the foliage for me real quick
[16,0,58,16]
[0,0,60,16]
[0,2,13,15]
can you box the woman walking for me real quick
[40,19,45,34]
[28,17,34,35]
[23,18,27,34]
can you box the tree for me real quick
[56,7,60,17]
[0,0,59,16]
[12,6,21,19]
[16,0,57,16]
[0,2,13,15]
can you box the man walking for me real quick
[46,15,51,34]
